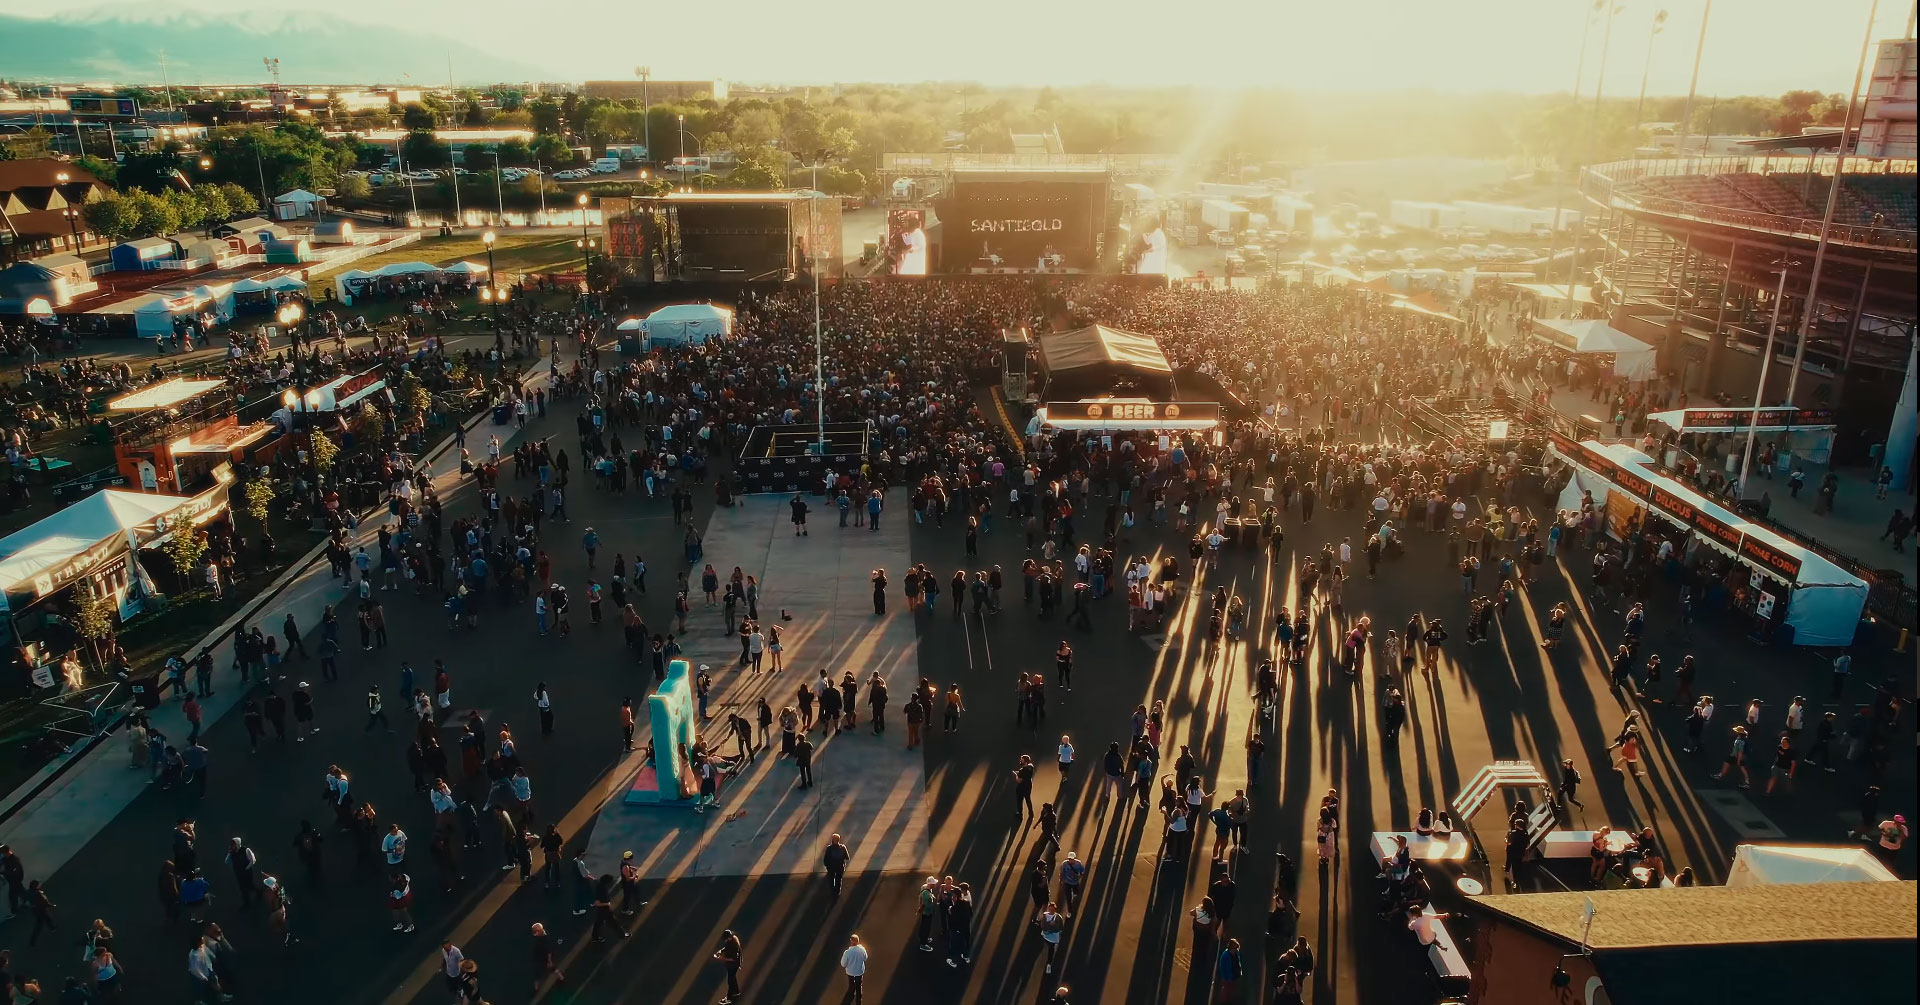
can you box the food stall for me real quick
[0,477,232,691]
[1547,435,1867,646]
[1646,406,1837,470]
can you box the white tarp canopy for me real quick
[108,377,225,411]
[440,261,488,275]
[1645,406,1838,433]
[374,261,440,277]
[1509,282,1599,304]
[1530,318,1657,380]
[640,303,732,346]
[267,275,308,291]
[300,371,389,413]
[229,278,272,294]
[274,188,323,207]
[92,293,195,336]
[1551,440,1869,646]
[0,490,196,595]
[1726,844,1899,887]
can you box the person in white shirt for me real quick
[840,934,869,1001]
[383,824,408,867]
[1057,736,1075,778]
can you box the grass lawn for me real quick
[306,232,588,280]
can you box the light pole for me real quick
[1672,0,1713,159]
[481,229,509,346]
[252,142,270,215]
[1736,257,1801,497]
[1632,9,1669,136]
[395,137,420,225]
[277,300,306,361]
[488,149,505,225]
[636,66,652,162]
[807,162,827,454]
[55,171,82,251]
[1784,0,1881,407]
[534,159,548,222]
[677,113,685,166]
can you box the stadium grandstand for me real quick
[1576,151,1916,463]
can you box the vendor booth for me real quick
[1726,843,1900,888]
[212,217,285,253]
[109,237,179,272]
[626,303,732,350]
[262,235,313,264]
[168,234,233,268]
[1547,436,1868,646]
[90,292,199,337]
[0,477,232,690]
[1647,406,1837,468]
[272,188,325,220]
[0,256,95,307]
[439,261,488,290]
[1035,325,1176,401]
[1529,317,1657,380]
[295,370,391,414]
[312,220,355,244]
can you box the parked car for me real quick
[1208,228,1235,247]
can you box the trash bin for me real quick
[129,672,163,710]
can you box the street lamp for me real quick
[277,300,306,359]
[1735,256,1802,498]
[482,230,501,337]
[488,149,505,225]
[635,66,652,162]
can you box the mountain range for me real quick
[0,12,553,86]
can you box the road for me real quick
[0,400,1908,1004]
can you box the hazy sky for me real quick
[22,0,1912,94]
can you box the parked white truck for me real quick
[1201,199,1250,236]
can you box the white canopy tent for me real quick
[374,262,441,278]
[1647,405,1838,467]
[267,275,308,292]
[1530,317,1657,380]
[272,188,326,220]
[0,489,202,597]
[638,303,733,347]
[229,278,272,294]
[440,261,488,276]
[1726,844,1899,887]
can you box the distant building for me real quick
[0,159,109,262]
[1859,37,1918,158]
[580,80,728,103]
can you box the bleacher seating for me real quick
[1845,176,1918,230]
[1627,171,1917,233]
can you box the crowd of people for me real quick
[0,272,1905,1005]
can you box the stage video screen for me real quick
[676,203,791,280]
[943,177,1103,271]
[888,208,928,276]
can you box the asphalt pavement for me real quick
[0,403,1908,1005]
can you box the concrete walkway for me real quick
[586,495,931,880]
[0,368,550,880]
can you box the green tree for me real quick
[530,133,576,166]
[74,154,120,185]
[242,477,276,523]
[720,157,784,190]
[117,145,190,194]
[401,102,437,130]
[164,528,208,592]
[81,193,144,243]
[529,98,563,135]
[163,188,207,231]
[492,139,533,167]
[217,182,259,217]
[196,184,233,223]
[308,430,339,474]
[0,127,55,160]
[400,373,431,417]
[402,130,450,168]
[71,587,116,668]
[336,174,371,199]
